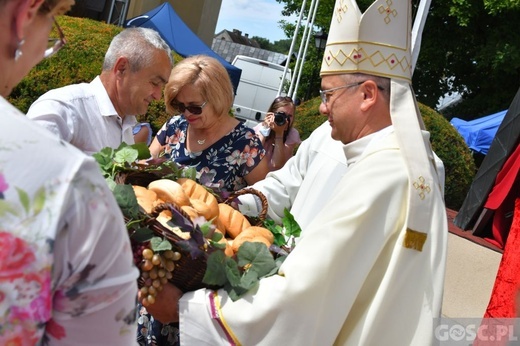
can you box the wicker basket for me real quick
[119,171,268,292]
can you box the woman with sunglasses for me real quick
[0,0,139,344]
[149,55,269,194]
[254,96,301,171]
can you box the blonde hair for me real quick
[164,55,234,117]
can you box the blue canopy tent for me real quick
[124,3,241,93]
[450,110,507,155]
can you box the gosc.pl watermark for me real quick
[434,318,520,345]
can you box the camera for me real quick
[274,112,289,126]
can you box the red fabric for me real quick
[484,197,520,318]
[483,144,520,249]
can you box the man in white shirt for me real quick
[26,27,173,155]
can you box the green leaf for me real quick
[282,208,301,238]
[130,227,155,242]
[239,269,259,290]
[129,142,151,160]
[113,184,140,219]
[202,251,229,286]
[150,236,172,252]
[16,187,30,214]
[263,219,286,246]
[224,258,242,286]
[114,146,139,165]
[237,242,276,278]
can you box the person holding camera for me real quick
[254,96,301,171]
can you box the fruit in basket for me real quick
[148,179,191,207]
[137,247,182,307]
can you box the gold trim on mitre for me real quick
[320,0,412,82]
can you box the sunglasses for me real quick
[44,16,66,59]
[172,101,207,115]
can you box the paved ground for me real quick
[442,209,503,318]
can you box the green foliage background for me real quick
[9,15,476,210]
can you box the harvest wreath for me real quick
[94,143,301,303]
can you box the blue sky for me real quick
[215,0,294,42]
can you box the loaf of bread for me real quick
[148,179,191,207]
[177,178,219,220]
[218,203,251,239]
[132,185,158,214]
[231,227,273,253]
[180,205,199,222]
[190,198,214,222]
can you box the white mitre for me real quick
[321,0,442,251]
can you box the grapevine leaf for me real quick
[282,208,301,238]
[130,227,155,242]
[113,184,140,219]
[237,242,276,278]
[263,219,286,246]
[93,147,116,176]
[105,178,117,191]
[266,256,286,276]
[114,146,138,165]
[128,142,151,160]
[150,237,172,252]
[239,269,259,290]
[224,258,242,286]
[202,251,229,286]
[226,283,251,302]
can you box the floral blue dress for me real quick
[155,116,266,195]
[137,116,266,345]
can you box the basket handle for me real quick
[224,188,268,224]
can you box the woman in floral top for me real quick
[149,55,268,196]
[0,0,139,344]
[143,55,269,344]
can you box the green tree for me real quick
[276,0,520,119]
[252,36,273,51]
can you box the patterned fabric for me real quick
[0,97,139,344]
[155,116,265,194]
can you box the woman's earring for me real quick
[15,39,25,61]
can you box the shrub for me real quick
[292,99,477,211]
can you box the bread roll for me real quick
[218,203,251,239]
[148,179,191,207]
[181,205,199,222]
[242,226,274,244]
[190,198,214,221]
[231,227,272,253]
[132,185,158,214]
[177,178,219,220]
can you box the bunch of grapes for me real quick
[139,248,182,306]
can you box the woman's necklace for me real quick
[197,139,206,145]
